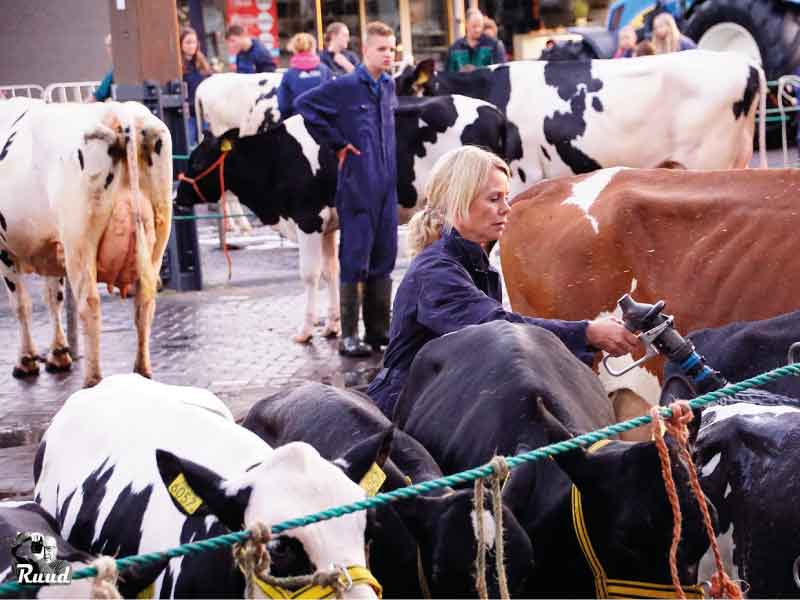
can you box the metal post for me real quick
[358,0,368,46]
[399,0,413,62]
[315,0,324,55]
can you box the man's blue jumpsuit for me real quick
[295,64,398,284]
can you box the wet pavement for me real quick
[0,208,410,498]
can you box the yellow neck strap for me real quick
[571,440,704,599]
[252,565,382,599]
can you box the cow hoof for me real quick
[12,355,40,379]
[134,365,153,379]
[83,375,102,388]
[45,347,73,373]
[293,332,313,344]
[321,324,340,338]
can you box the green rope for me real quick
[3,363,799,596]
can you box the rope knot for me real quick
[90,556,122,599]
[489,456,510,483]
[473,455,510,599]
[233,521,272,598]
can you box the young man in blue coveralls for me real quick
[295,21,398,357]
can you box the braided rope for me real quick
[2,363,798,597]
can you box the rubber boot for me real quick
[363,278,392,351]
[339,282,372,357]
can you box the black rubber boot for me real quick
[363,278,392,351]
[339,282,372,357]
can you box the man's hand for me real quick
[337,144,361,169]
[333,52,355,73]
[586,316,640,357]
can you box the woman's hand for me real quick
[586,316,640,357]
[336,143,361,169]
[333,52,355,72]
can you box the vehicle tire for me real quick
[685,0,800,80]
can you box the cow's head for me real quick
[175,129,239,207]
[394,59,437,97]
[537,401,717,588]
[155,436,389,598]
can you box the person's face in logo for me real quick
[43,537,57,563]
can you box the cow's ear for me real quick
[155,449,251,531]
[415,58,435,82]
[535,398,592,488]
[334,427,394,487]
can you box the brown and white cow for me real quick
[0,98,172,387]
[500,167,800,407]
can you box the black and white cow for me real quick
[394,321,716,597]
[395,52,767,197]
[0,501,160,598]
[34,374,384,598]
[689,401,800,597]
[176,94,513,343]
[242,382,534,598]
[662,310,800,401]
[194,72,285,237]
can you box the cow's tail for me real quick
[756,63,768,169]
[123,108,158,301]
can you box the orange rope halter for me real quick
[650,401,743,600]
[178,150,233,280]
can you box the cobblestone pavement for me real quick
[0,210,410,497]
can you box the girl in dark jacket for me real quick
[181,27,211,147]
[367,146,640,418]
[278,33,331,120]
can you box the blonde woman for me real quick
[278,33,331,119]
[652,13,696,53]
[367,146,639,417]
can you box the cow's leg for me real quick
[43,276,72,373]
[1,263,40,378]
[293,230,323,343]
[133,280,156,379]
[67,252,103,387]
[320,229,341,338]
[228,195,252,234]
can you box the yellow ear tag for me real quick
[359,463,387,497]
[220,139,233,152]
[168,473,204,515]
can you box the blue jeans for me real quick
[187,116,199,149]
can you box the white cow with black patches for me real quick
[0,98,172,387]
[194,72,284,237]
[34,374,384,598]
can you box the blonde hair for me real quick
[653,13,681,54]
[407,146,510,257]
[365,21,394,40]
[324,22,348,46]
[288,32,316,54]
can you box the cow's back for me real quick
[394,321,613,473]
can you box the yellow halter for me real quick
[571,440,705,599]
[252,565,383,599]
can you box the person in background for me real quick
[321,22,360,77]
[613,25,637,58]
[279,33,331,120]
[634,40,656,56]
[652,12,696,53]
[180,27,211,147]
[93,34,114,102]
[482,17,507,62]
[445,8,506,72]
[367,146,640,418]
[225,24,276,73]
[296,22,399,357]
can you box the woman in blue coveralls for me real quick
[367,146,641,418]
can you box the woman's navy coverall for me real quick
[367,228,595,418]
[295,65,399,284]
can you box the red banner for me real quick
[226,0,279,56]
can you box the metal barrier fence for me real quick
[0,84,44,99]
[44,80,101,104]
